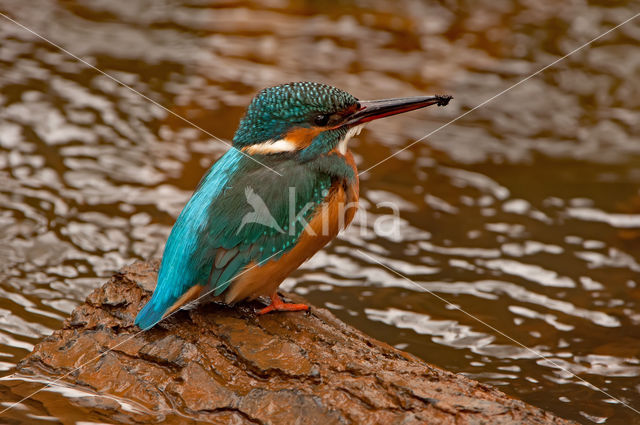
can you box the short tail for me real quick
[135,298,168,330]
[135,284,204,330]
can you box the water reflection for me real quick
[1,0,639,423]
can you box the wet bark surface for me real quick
[11,261,576,424]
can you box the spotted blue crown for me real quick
[233,82,358,147]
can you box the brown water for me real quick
[0,0,639,423]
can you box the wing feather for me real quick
[135,149,243,329]
[201,158,332,296]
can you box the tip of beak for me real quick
[435,95,453,107]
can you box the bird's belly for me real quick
[224,179,358,303]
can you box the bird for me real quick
[135,82,452,330]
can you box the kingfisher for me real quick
[135,82,451,330]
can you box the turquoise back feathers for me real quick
[135,149,242,330]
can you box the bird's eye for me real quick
[313,114,330,126]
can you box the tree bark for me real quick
[11,261,575,424]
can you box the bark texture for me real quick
[14,261,576,424]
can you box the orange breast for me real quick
[224,150,359,303]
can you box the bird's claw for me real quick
[258,293,310,315]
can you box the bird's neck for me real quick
[308,149,359,189]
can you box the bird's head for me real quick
[233,82,451,161]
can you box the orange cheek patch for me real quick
[241,126,325,155]
[284,126,324,149]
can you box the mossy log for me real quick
[9,261,575,424]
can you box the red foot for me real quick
[258,293,309,315]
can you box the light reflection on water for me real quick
[1,0,640,423]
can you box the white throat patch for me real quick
[244,138,298,155]
[338,124,364,154]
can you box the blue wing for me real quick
[195,159,332,298]
[135,148,243,330]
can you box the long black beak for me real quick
[345,94,452,126]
